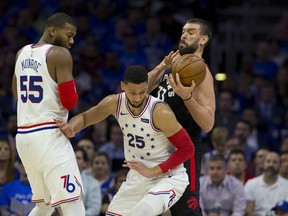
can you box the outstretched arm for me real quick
[55,94,118,137]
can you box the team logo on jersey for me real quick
[187,195,199,210]
[141,118,149,123]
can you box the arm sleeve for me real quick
[159,127,195,173]
[58,80,78,110]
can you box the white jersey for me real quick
[116,92,183,170]
[15,44,68,128]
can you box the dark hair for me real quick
[186,18,212,44]
[123,65,148,84]
[228,149,246,161]
[209,154,226,164]
[46,12,76,28]
[92,151,111,166]
[74,146,89,163]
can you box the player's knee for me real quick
[28,203,54,216]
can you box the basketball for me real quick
[172,54,206,86]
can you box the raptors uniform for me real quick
[14,44,83,207]
[152,69,203,216]
[106,92,189,216]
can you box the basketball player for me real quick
[55,65,195,216]
[12,13,85,215]
[149,18,215,216]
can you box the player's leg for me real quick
[170,150,203,216]
[43,130,84,215]
[132,170,188,216]
[60,200,85,216]
[29,203,54,216]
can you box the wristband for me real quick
[183,93,192,101]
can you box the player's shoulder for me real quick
[48,46,71,58]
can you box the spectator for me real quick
[98,122,124,172]
[77,138,96,166]
[271,200,288,216]
[226,135,241,151]
[0,159,34,216]
[88,152,114,202]
[279,151,288,180]
[247,147,269,177]
[242,107,270,151]
[228,149,254,185]
[202,127,229,174]
[0,139,17,192]
[74,147,102,216]
[214,90,238,134]
[100,168,128,216]
[245,152,288,216]
[280,137,288,152]
[200,155,246,216]
[233,119,254,162]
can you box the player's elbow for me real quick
[58,80,78,110]
[60,94,78,110]
[203,124,213,133]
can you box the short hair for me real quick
[211,127,228,143]
[46,12,76,28]
[92,151,111,166]
[228,149,246,161]
[209,154,226,164]
[186,18,212,43]
[123,65,148,84]
[74,146,89,163]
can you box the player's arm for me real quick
[55,94,118,138]
[47,46,77,110]
[168,67,215,132]
[147,51,179,93]
[154,103,195,173]
[11,50,22,99]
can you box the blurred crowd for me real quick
[0,0,288,216]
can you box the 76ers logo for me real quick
[187,196,199,210]
[61,175,76,193]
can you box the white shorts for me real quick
[107,167,188,215]
[16,126,83,207]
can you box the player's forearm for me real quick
[69,114,86,134]
[184,97,214,132]
[147,64,165,93]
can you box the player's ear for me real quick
[120,81,125,91]
[200,35,209,46]
[48,26,57,37]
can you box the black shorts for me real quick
[170,149,203,216]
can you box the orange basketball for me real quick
[172,54,206,86]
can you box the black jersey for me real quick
[151,69,201,148]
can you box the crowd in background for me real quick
[1,0,288,215]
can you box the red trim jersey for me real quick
[15,44,68,127]
[116,92,184,170]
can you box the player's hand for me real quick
[168,73,196,100]
[54,119,75,138]
[123,161,162,178]
[160,50,179,70]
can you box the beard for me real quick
[264,167,278,176]
[54,37,66,47]
[127,97,144,108]
[179,39,199,55]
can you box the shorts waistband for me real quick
[17,122,58,134]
